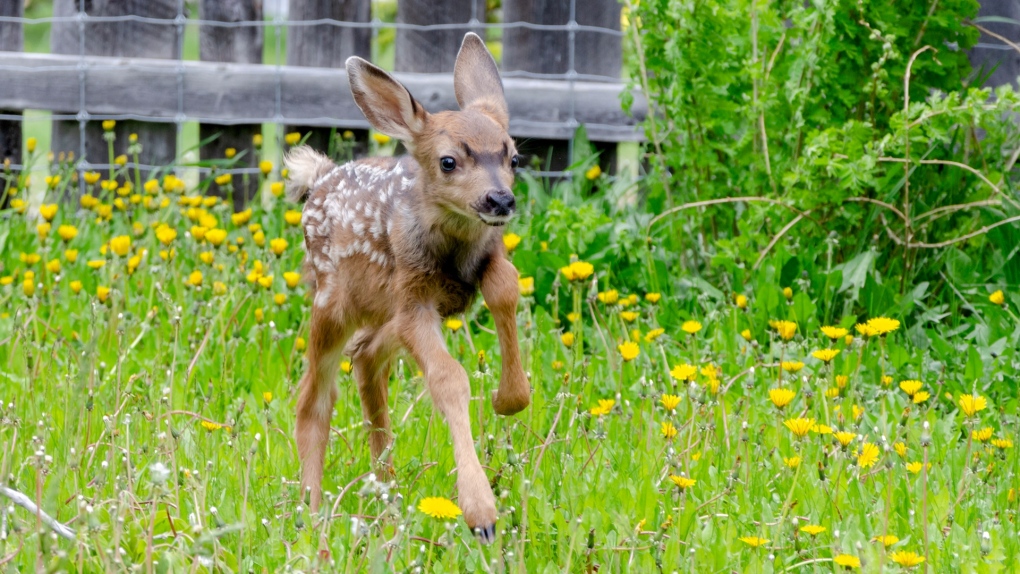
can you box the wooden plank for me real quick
[50,0,179,170]
[287,0,372,159]
[503,0,623,172]
[200,0,263,208]
[0,51,647,142]
[0,0,22,170]
[396,0,485,73]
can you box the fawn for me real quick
[284,33,531,542]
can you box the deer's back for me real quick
[301,156,416,311]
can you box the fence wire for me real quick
[0,1,632,183]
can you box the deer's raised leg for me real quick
[397,304,497,542]
[481,255,531,416]
[296,307,351,511]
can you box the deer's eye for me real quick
[510,155,520,169]
[440,157,457,172]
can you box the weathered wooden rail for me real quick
[0,51,646,142]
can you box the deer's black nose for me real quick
[483,189,516,215]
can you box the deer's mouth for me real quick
[477,212,513,226]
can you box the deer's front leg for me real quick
[397,305,498,542]
[481,255,531,416]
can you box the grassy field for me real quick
[0,131,1018,573]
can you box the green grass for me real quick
[0,139,1018,573]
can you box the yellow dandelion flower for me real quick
[620,311,639,323]
[836,375,849,388]
[69,280,82,294]
[800,524,826,536]
[888,551,925,567]
[590,399,615,416]
[418,496,461,519]
[872,534,899,547]
[444,318,463,331]
[46,259,60,274]
[87,259,106,270]
[644,328,665,342]
[812,424,833,435]
[584,164,602,180]
[561,332,575,347]
[769,319,797,340]
[518,276,535,295]
[811,349,840,362]
[834,431,856,447]
[972,427,993,442]
[740,329,752,341]
[372,132,392,145]
[206,228,228,247]
[668,475,695,490]
[269,238,288,256]
[992,438,1013,449]
[96,285,110,303]
[989,290,1005,305]
[899,380,922,396]
[783,456,801,468]
[274,293,287,306]
[781,361,805,372]
[857,442,880,468]
[294,337,306,351]
[784,417,815,438]
[502,232,521,252]
[201,420,223,432]
[864,317,900,336]
[645,292,661,303]
[739,536,769,548]
[782,286,793,300]
[187,270,203,287]
[660,394,681,411]
[560,261,594,281]
[661,421,678,439]
[213,281,227,295]
[893,442,907,457]
[912,391,930,404]
[339,360,352,374]
[769,388,796,409]
[825,387,840,398]
[284,132,301,145]
[598,289,620,304]
[670,363,697,381]
[906,462,931,474]
[284,271,302,289]
[820,326,848,339]
[618,341,639,361]
[734,293,748,309]
[833,554,860,568]
[38,203,58,221]
[959,394,987,417]
[284,210,302,226]
[681,320,702,334]
[259,160,273,175]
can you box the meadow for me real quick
[0,122,1017,573]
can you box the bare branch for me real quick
[0,486,76,540]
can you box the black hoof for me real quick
[474,523,496,544]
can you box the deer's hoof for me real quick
[491,389,530,416]
[474,523,497,544]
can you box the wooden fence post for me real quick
[0,0,22,171]
[51,0,180,180]
[502,0,622,174]
[286,0,371,159]
[200,0,263,209]
[395,0,485,74]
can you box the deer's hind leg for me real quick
[296,304,353,511]
[348,327,399,471]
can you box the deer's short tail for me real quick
[284,146,334,202]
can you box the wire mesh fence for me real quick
[0,0,641,188]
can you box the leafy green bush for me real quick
[626,0,1019,300]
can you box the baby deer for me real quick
[284,33,530,542]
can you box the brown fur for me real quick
[286,33,530,542]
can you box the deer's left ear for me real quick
[453,33,509,129]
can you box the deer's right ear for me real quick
[346,57,427,142]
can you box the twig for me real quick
[913,199,1001,223]
[0,485,76,540]
[845,197,908,221]
[648,196,820,231]
[753,213,807,271]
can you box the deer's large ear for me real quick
[346,57,428,142]
[453,33,509,129]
